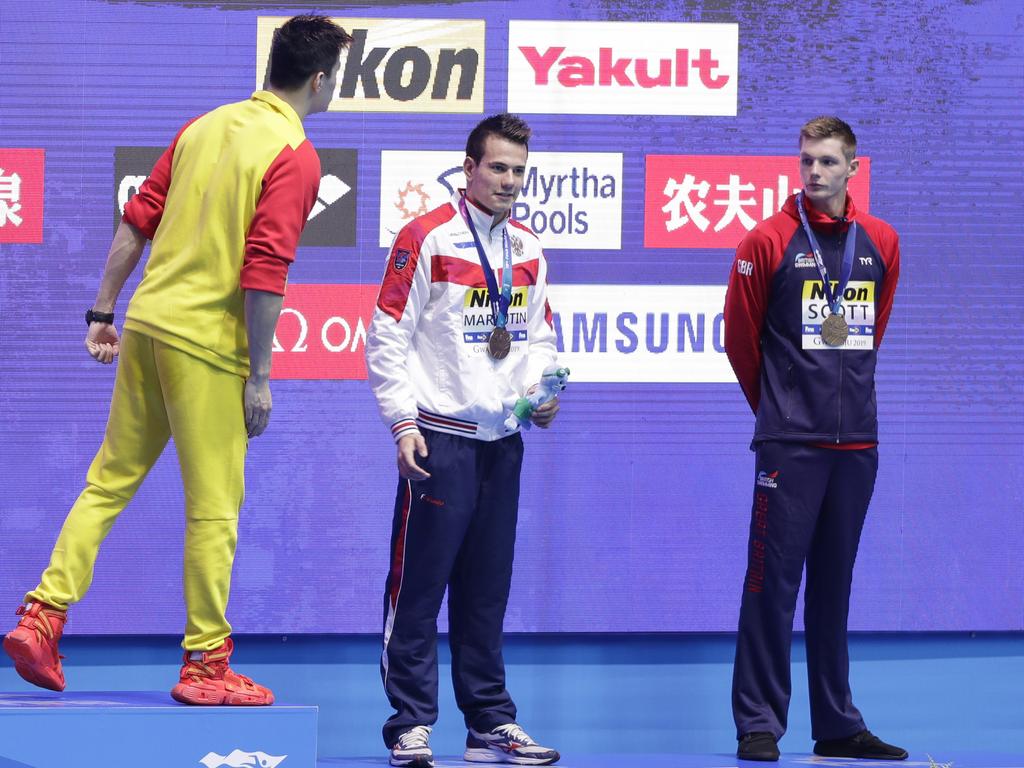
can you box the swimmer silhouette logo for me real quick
[199,749,287,768]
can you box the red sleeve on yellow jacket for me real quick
[724,228,781,414]
[122,117,201,239]
[240,140,321,295]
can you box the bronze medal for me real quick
[487,327,512,360]
[821,313,849,347]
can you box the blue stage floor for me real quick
[317,756,1024,768]
[2,633,1022,766]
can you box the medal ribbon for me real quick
[459,194,513,329]
[796,191,858,316]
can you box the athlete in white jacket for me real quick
[366,114,561,768]
[366,190,557,443]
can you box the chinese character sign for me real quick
[0,149,45,244]
[644,155,871,249]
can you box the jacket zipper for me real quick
[835,221,846,443]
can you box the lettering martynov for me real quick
[518,46,729,89]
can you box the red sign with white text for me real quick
[0,148,45,243]
[644,155,871,249]
[272,284,379,380]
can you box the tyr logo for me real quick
[859,257,873,266]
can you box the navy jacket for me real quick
[724,193,900,444]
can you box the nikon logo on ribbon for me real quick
[257,17,485,113]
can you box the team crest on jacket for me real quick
[510,234,524,258]
[393,248,411,271]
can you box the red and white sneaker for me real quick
[3,601,68,691]
[464,723,560,765]
[170,637,274,706]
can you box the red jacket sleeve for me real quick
[240,140,321,295]
[724,229,778,413]
[873,226,900,347]
[377,221,429,322]
[122,117,201,239]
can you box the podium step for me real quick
[0,691,317,768]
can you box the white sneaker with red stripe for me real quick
[389,725,433,767]
[464,723,560,765]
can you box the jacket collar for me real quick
[783,191,858,232]
[454,189,509,237]
[250,90,305,135]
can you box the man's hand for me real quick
[530,396,560,429]
[397,433,430,480]
[84,323,120,364]
[244,375,272,437]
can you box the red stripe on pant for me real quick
[389,481,412,609]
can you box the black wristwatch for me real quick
[85,309,115,326]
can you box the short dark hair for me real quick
[268,15,353,91]
[799,115,857,160]
[465,113,532,164]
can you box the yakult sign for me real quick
[508,20,738,116]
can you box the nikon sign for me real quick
[257,17,485,113]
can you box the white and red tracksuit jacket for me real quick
[366,191,558,443]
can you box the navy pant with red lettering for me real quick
[732,441,877,742]
[381,429,522,747]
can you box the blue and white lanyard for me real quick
[459,193,513,328]
[796,191,857,315]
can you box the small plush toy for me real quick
[504,365,570,432]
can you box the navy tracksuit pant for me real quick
[733,441,877,742]
[381,429,522,747]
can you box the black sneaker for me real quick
[814,729,908,760]
[738,732,780,761]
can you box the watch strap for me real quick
[86,309,115,326]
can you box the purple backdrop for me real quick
[0,0,1021,634]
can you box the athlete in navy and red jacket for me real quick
[724,117,907,762]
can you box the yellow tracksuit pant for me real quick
[27,329,247,650]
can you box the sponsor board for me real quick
[257,17,485,113]
[272,284,378,380]
[114,147,164,231]
[379,150,622,249]
[0,148,45,243]
[508,20,737,115]
[547,284,732,382]
[294,148,357,247]
[273,284,734,383]
[114,147,357,246]
[644,154,872,249]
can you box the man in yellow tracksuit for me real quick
[2,15,352,705]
